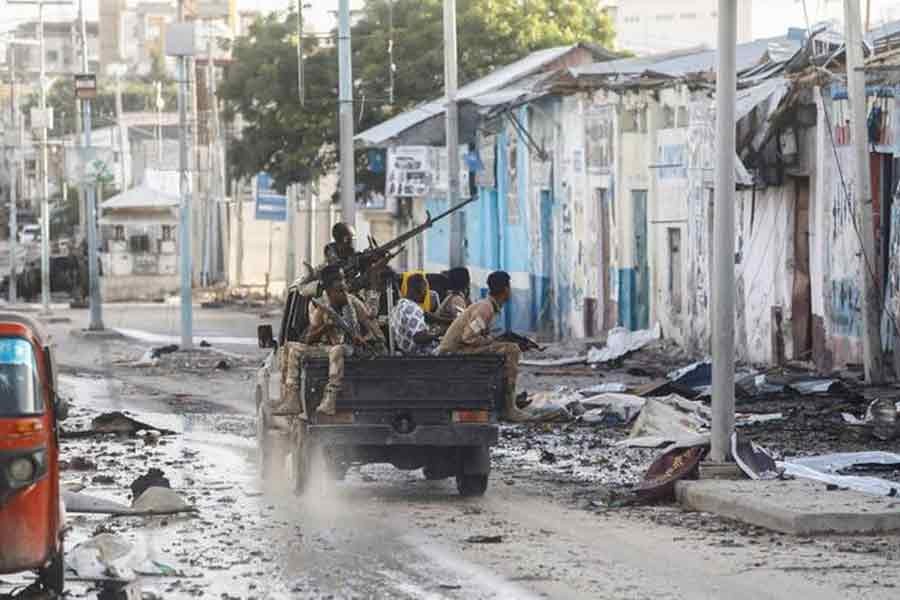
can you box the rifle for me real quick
[496,331,546,352]
[299,196,477,289]
[309,298,383,357]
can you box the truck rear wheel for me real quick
[456,473,488,497]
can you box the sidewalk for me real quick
[676,478,900,535]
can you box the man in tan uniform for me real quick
[305,265,385,415]
[437,271,532,422]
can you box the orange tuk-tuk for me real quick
[0,313,67,594]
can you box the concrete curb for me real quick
[676,479,900,535]
[69,329,125,341]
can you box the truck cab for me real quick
[255,286,503,496]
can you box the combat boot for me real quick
[316,385,338,416]
[503,389,534,423]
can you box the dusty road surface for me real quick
[1,305,898,599]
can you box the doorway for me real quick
[792,177,812,360]
[632,190,649,330]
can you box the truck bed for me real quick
[299,355,506,416]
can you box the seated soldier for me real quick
[436,267,471,323]
[437,271,533,422]
[390,273,439,355]
[305,265,385,415]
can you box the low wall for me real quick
[101,274,179,302]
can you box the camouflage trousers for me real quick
[280,342,352,416]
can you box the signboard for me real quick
[65,146,114,185]
[386,146,471,199]
[74,74,97,100]
[254,172,287,222]
[30,107,53,131]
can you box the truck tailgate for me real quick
[300,355,505,413]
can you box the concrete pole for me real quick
[444,0,464,268]
[114,71,127,191]
[208,35,224,281]
[38,1,51,311]
[285,184,296,285]
[845,0,885,384]
[7,46,18,305]
[80,0,103,330]
[709,0,737,464]
[338,0,356,225]
[75,71,84,236]
[178,0,193,348]
[304,184,313,268]
[296,0,304,106]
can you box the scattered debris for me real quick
[130,468,171,500]
[633,445,705,503]
[522,389,579,421]
[626,396,708,447]
[731,432,780,480]
[520,356,586,368]
[63,491,135,515]
[781,452,900,497]
[60,411,177,438]
[64,456,97,471]
[579,383,628,395]
[870,399,897,441]
[132,486,194,514]
[587,324,661,365]
[68,534,184,582]
[151,344,179,359]
[214,359,231,371]
[464,535,503,544]
[199,340,212,348]
[579,394,645,426]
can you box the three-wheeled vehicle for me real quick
[0,313,67,594]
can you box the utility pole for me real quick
[338,0,356,225]
[444,0,463,268]
[10,0,72,314]
[38,1,51,311]
[176,0,193,348]
[845,0,885,384]
[6,44,19,305]
[155,81,163,163]
[79,0,103,330]
[709,0,737,465]
[286,184,295,285]
[114,68,126,190]
[296,0,304,105]
[207,30,224,282]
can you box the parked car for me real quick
[0,312,67,594]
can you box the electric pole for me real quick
[79,0,103,330]
[176,0,193,348]
[6,44,19,305]
[338,0,356,225]
[709,0,737,465]
[38,1,51,311]
[845,0,885,384]
[444,0,463,268]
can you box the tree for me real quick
[29,78,178,138]
[220,0,614,190]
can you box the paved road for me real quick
[1,306,897,599]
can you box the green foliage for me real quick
[221,0,614,190]
[29,78,178,138]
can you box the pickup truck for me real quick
[255,287,504,496]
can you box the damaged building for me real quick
[355,23,900,371]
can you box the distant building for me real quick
[609,0,752,54]
[11,20,99,77]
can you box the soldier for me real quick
[437,271,533,422]
[305,265,385,415]
[436,267,471,322]
[324,222,357,265]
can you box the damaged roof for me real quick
[356,44,615,147]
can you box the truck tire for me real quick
[456,473,488,497]
[39,545,64,595]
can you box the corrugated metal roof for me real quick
[356,45,581,146]
[571,36,801,81]
[102,184,180,210]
